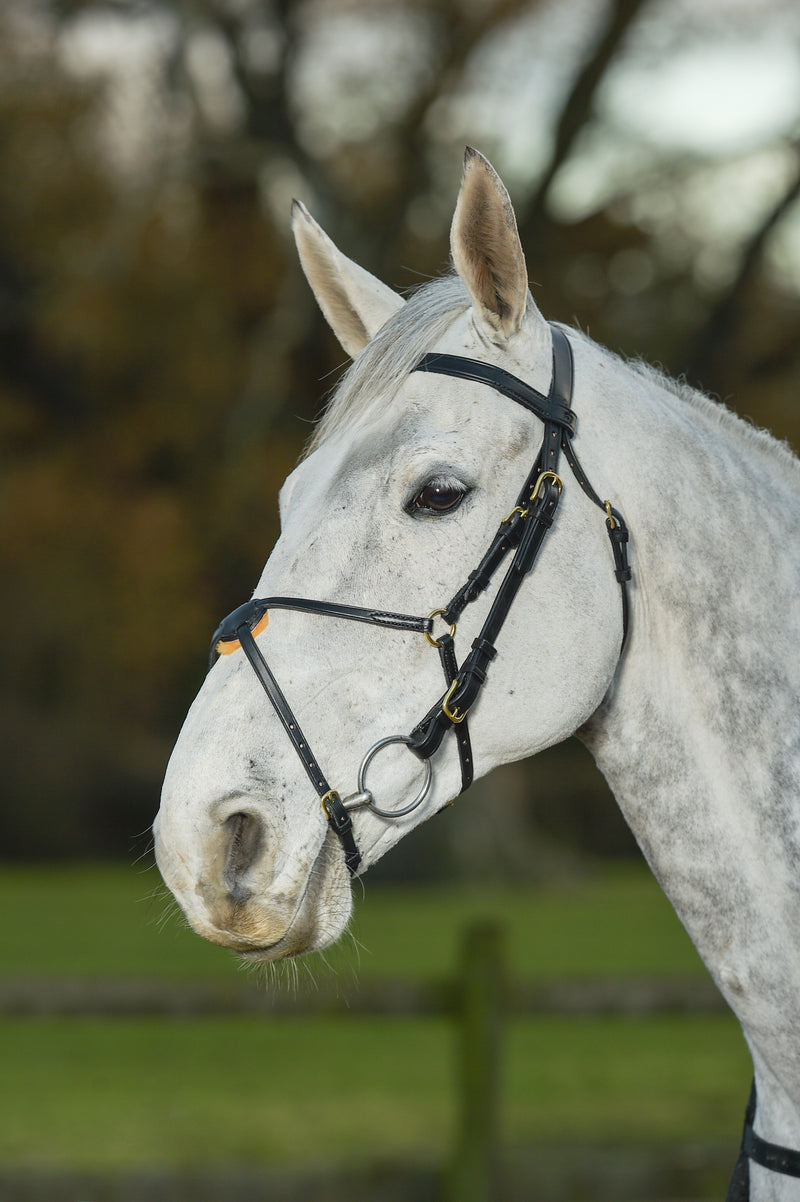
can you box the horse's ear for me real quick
[450,147,530,341]
[292,201,405,358]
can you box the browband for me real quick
[416,351,577,434]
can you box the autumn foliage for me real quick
[2,2,799,861]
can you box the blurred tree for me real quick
[0,4,294,856]
[1,0,798,869]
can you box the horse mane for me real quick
[306,274,471,454]
[623,352,800,480]
[561,325,800,483]
[307,274,800,484]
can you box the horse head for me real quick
[154,150,626,961]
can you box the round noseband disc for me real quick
[357,735,432,819]
[216,610,269,655]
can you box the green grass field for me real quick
[0,861,752,1172]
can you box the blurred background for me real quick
[2,0,800,871]
[3,2,799,1198]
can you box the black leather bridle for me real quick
[207,324,800,1197]
[209,325,631,876]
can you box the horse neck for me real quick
[576,343,800,1159]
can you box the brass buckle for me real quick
[502,472,563,525]
[320,788,341,818]
[604,500,617,530]
[442,679,468,724]
[530,470,563,502]
[426,609,457,648]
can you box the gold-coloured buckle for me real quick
[320,788,341,817]
[604,500,617,530]
[530,470,564,502]
[442,679,468,724]
[426,609,457,648]
[502,472,563,525]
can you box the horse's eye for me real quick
[409,478,468,516]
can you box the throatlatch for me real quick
[209,325,631,875]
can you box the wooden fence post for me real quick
[446,919,506,1202]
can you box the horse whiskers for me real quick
[155,899,185,934]
[129,830,157,868]
[133,876,182,930]
[344,925,368,970]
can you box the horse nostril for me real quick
[223,811,264,903]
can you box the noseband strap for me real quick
[208,599,434,877]
[208,325,631,876]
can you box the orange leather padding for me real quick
[216,610,269,655]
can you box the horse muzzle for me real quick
[153,794,352,961]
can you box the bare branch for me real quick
[687,141,800,387]
[519,0,650,240]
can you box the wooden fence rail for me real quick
[0,970,723,1018]
[0,920,727,1202]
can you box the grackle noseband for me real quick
[208,326,631,876]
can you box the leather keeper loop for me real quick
[408,710,449,759]
[321,790,361,875]
[470,635,498,666]
[607,516,631,582]
[444,523,518,622]
[512,501,557,575]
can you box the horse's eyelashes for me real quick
[408,477,469,516]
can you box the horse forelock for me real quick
[305,274,471,455]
